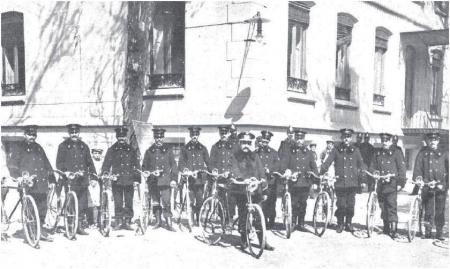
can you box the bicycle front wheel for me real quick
[64,191,78,240]
[46,185,60,231]
[21,195,41,248]
[246,204,266,259]
[99,191,112,237]
[313,192,331,237]
[282,192,292,239]
[407,197,420,242]
[199,197,225,245]
[366,192,378,237]
[177,185,192,232]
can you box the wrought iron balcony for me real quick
[287,77,308,94]
[147,73,184,90]
[1,83,25,96]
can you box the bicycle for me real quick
[229,177,267,259]
[272,171,298,239]
[407,176,442,242]
[308,171,336,237]
[47,169,81,240]
[363,170,395,238]
[198,169,229,244]
[91,172,117,237]
[134,169,162,235]
[1,171,41,248]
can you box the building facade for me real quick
[1,1,448,176]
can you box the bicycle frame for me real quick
[2,175,35,227]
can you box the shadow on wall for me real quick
[224,87,251,122]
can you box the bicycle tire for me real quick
[46,185,60,231]
[140,191,151,234]
[366,192,378,238]
[178,185,192,232]
[21,194,41,248]
[407,197,420,242]
[199,197,225,245]
[282,192,292,239]
[246,204,266,259]
[99,191,112,237]
[313,192,331,237]
[64,191,78,240]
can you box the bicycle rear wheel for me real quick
[199,197,225,245]
[282,192,292,239]
[407,197,420,242]
[64,191,78,240]
[366,192,378,237]
[21,195,41,248]
[246,204,266,259]
[99,191,112,237]
[313,192,331,237]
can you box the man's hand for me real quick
[224,171,230,178]
[133,182,140,187]
[170,180,177,188]
[396,185,402,191]
[312,184,318,190]
[361,183,367,189]
[262,195,268,201]
[264,167,270,174]
[284,169,292,177]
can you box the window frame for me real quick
[373,26,392,107]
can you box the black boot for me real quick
[40,228,54,242]
[153,210,162,230]
[336,218,344,233]
[113,218,123,231]
[382,220,390,235]
[436,227,444,241]
[240,232,248,249]
[122,218,133,231]
[297,217,307,232]
[345,217,354,232]
[268,216,275,230]
[166,216,175,232]
[77,222,89,235]
[389,222,398,239]
[422,226,432,239]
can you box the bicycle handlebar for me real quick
[272,171,298,182]
[202,169,228,179]
[363,170,395,181]
[180,168,207,178]
[412,177,443,189]
[136,169,163,178]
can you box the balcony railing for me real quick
[335,86,351,101]
[2,83,25,96]
[287,77,308,94]
[148,73,184,90]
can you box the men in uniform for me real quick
[256,130,280,229]
[413,132,448,240]
[280,129,318,230]
[101,127,140,230]
[320,129,366,233]
[278,126,295,161]
[209,126,237,221]
[369,133,406,238]
[9,125,55,241]
[178,127,210,226]
[142,128,178,231]
[230,132,274,251]
[56,124,97,235]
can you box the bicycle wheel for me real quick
[407,197,420,242]
[282,192,292,239]
[21,195,41,248]
[246,204,266,259]
[313,192,331,237]
[199,197,225,245]
[366,192,378,237]
[139,191,151,234]
[178,185,192,232]
[64,191,78,240]
[99,192,112,237]
[46,184,60,231]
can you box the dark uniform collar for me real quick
[65,138,84,149]
[376,146,394,156]
[186,140,203,150]
[337,142,355,153]
[425,147,443,157]
[257,146,272,153]
[291,144,308,153]
[113,141,130,150]
[150,143,168,153]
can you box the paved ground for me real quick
[1,187,448,269]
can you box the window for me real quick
[404,46,415,119]
[430,49,443,116]
[287,2,314,94]
[1,11,25,96]
[149,2,185,90]
[373,27,392,106]
[335,13,357,101]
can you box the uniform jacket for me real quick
[101,141,140,186]
[142,143,178,187]
[56,139,96,190]
[178,140,210,185]
[230,150,266,194]
[209,140,235,174]
[280,145,318,188]
[320,143,366,189]
[358,142,374,167]
[9,141,55,194]
[256,146,280,185]
[278,138,294,161]
[413,147,449,190]
[369,146,407,194]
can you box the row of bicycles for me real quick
[1,168,448,255]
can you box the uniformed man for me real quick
[56,124,97,235]
[255,136,263,151]
[412,132,448,240]
[278,126,295,161]
[392,135,404,158]
[320,128,366,233]
[256,130,280,229]
[178,127,210,226]
[369,133,406,238]
[230,131,274,251]
[101,127,140,230]
[228,124,239,153]
[142,128,178,231]
[280,129,318,230]
[354,132,363,148]
[209,125,236,221]
[9,125,55,241]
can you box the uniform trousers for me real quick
[422,188,447,229]
[335,188,357,222]
[112,184,134,219]
[291,187,310,223]
[377,190,398,222]
[149,184,172,218]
